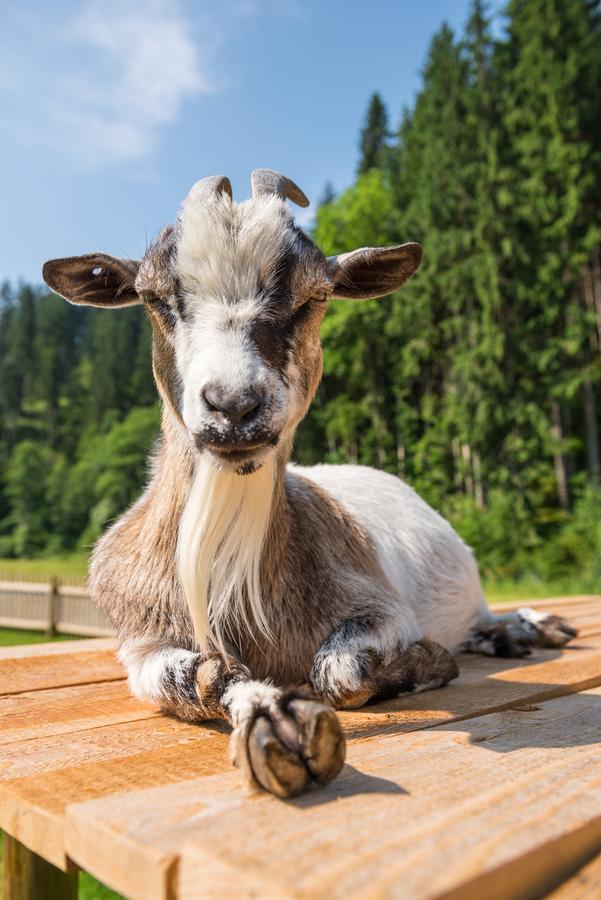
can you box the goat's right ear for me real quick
[42,254,141,308]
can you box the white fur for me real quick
[177,454,276,654]
[118,639,198,702]
[176,193,293,302]
[294,463,487,652]
[173,193,294,438]
[222,679,281,726]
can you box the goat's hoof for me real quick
[244,695,346,799]
[518,609,578,648]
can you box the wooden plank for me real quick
[0,719,231,869]
[64,688,601,900]
[2,833,78,900]
[0,680,158,745]
[548,852,601,898]
[491,595,601,612]
[0,647,123,696]
[0,637,115,660]
[2,629,601,872]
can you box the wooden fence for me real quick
[0,573,113,637]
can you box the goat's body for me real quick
[66,171,577,798]
[92,427,484,682]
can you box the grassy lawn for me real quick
[1,555,599,601]
[0,554,88,580]
[0,627,81,646]
[483,577,599,604]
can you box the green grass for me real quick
[483,577,599,604]
[0,627,81,646]
[0,554,88,580]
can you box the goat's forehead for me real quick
[174,195,311,300]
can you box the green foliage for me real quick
[0,283,159,557]
[0,0,599,590]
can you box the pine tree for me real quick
[500,0,601,507]
[389,25,473,504]
[357,93,390,174]
[318,181,336,207]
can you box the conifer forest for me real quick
[1,0,600,590]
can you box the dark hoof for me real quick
[522,611,579,648]
[235,694,346,799]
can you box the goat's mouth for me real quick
[195,433,280,474]
[210,444,273,475]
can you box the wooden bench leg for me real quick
[3,834,78,900]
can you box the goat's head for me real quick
[43,170,422,475]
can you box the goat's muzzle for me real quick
[192,425,279,471]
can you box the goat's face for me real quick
[138,193,330,473]
[43,170,422,474]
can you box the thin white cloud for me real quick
[0,0,212,166]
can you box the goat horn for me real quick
[251,169,309,208]
[186,175,233,203]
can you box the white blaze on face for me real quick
[173,192,295,438]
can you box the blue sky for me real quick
[0,0,476,285]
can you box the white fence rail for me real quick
[0,576,113,637]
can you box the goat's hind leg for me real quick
[310,616,459,710]
[462,607,578,658]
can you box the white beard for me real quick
[177,453,276,654]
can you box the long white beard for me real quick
[177,453,276,654]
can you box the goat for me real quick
[43,171,578,798]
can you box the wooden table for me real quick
[1,596,601,900]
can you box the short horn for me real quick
[185,175,233,204]
[251,169,309,208]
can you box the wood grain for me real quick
[0,637,115,660]
[0,648,123,696]
[65,689,601,900]
[0,719,231,869]
[0,680,158,746]
[0,598,600,888]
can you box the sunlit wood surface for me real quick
[1,597,600,899]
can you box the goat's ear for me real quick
[326,243,422,300]
[42,254,141,308]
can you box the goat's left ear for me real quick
[42,254,141,308]
[326,243,422,300]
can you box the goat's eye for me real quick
[310,291,329,304]
[144,294,178,327]
[146,294,170,309]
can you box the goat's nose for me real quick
[202,383,263,426]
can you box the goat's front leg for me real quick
[310,615,459,710]
[119,639,345,798]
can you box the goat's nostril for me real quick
[202,384,263,426]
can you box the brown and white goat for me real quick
[43,170,577,798]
